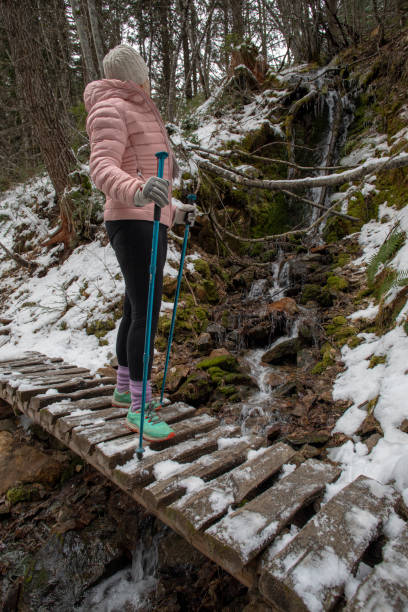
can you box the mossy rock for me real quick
[223,372,253,385]
[326,275,349,291]
[197,354,239,372]
[207,366,226,383]
[218,385,237,397]
[6,485,38,505]
[372,167,408,210]
[300,284,333,307]
[173,371,214,406]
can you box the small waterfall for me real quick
[77,531,161,611]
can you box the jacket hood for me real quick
[84,79,146,112]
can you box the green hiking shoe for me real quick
[126,402,175,441]
[112,388,131,408]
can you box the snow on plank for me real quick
[345,523,408,611]
[36,395,114,428]
[142,436,265,509]
[70,418,131,455]
[203,459,341,574]
[91,402,196,471]
[113,424,240,490]
[29,380,116,412]
[13,376,109,410]
[53,406,128,441]
[259,476,400,612]
[164,442,296,535]
[73,413,216,458]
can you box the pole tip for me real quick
[136,449,144,460]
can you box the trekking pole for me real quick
[137,151,168,460]
[160,193,196,404]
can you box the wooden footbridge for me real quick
[1,352,407,611]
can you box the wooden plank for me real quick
[203,459,341,574]
[37,396,114,428]
[149,413,218,451]
[258,476,399,612]
[76,412,218,460]
[29,380,116,412]
[70,418,130,455]
[159,402,196,424]
[164,442,296,536]
[113,424,241,489]
[14,378,116,410]
[0,355,62,368]
[9,366,90,377]
[54,406,128,440]
[142,436,265,509]
[0,363,87,374]
[344,528,408,611]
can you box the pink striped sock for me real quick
[116,365,130,393]
[130,379,152,413]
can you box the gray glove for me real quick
[173,203,197,226]
[134,176,169,208]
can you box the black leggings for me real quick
[106,220,167,381]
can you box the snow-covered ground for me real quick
[0,177,199,371]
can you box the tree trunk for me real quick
[1,0,77,249]
[70,0,98,82]
[87,0,105,76]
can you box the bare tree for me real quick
[1,0,77,248]
[70,0,99,81]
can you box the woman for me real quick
[84,45,195,441]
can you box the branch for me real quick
[195,152,408,191]
[0,240,35,269]
[188,144,354,172]
[280,188,359,221]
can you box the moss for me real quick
[223,372,253,385]
[202,279,219,304]
[86,318,116,339]
[311,343,335,374]
[218,385,237,397]
[325,316,357,346]
[326,275,349,291]
[372,168,408,210]
[194,259,211,279]
[335,253,351,267]
[368,354,387,368]
[301,284,332,307]
[348,336,363,349]
[197,354,239,372]
[6,485,34,505]
[208,366,225,383]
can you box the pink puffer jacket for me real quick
[84,79,175,226]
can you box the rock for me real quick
[267,297,298,316]
[96,365,116,378]
[20,524,124,611]
[158,531,204,571]
[296,348,315,370]
[365,433,382,453]
[0,418,17,433]
[0,398,12,419]
[286,429,330,446]
[356,414,383,437]
[275,382,298,397]
[265,424,281,442]
[399,418,408,433]
[162,275,178,297]
[206,322,225,342]
[261,338,301,364]
[196,332,212,353]
[172,371,213,406]
[165,364,190,393]
[0,431,65,495]
[266,371,291,388]
[197,351,239,372]
[300,444,321,459]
